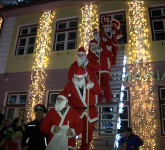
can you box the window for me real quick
[47,91,61,110]
[54,19,78,51]
[15,25,38,55]
[100,11,127,44]
[100,88,130,134]
[158,86,165,135]
[5,93,27,121]
[0,15,3,36]
[149,6,165,41]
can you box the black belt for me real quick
[72,105,95,109]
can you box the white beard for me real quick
[55,99,67,112]
[77,56,86,66]
[94,34,100,41]
[73,77,85,88]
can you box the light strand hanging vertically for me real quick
[128,0,156,149]
[79,3,99,51]
[26,11,55,122]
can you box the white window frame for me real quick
[159,87,165,100]
[152,19,165,41]
[15,25,37,55]
[5,107,25,120]
[161,104,165,134]
[150,7,165,17]
[57,20,78,30]
[55,30,77,51]
[8,94,27,104]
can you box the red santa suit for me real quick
[41,92,83,150]
[64,66,102,150]
[68,47,99,81]
[92,28,113,103]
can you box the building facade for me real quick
[0,1,165,149]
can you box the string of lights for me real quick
[128,1,156,149]
[0,17,3,31]
[26,10,55,122]
[79,3,99,51]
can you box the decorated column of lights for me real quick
[79,3,99,51]
[76,3,99,149]
[128,0,156,149]
[26,11,55,122]
[0,17,3,31]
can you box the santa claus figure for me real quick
[68,47,99,81]
[64,66,102,150]
[110,19,123,66]
[103,15,110,24]
[40,91,83,150]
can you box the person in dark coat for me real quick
[22,104,48,150]
[119,127,143,150]
[0,113,6,150]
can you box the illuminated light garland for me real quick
[26,11,55,122]
[79,3,99,51]
[128,1,156,149]
[114,55,127,148]
[0,17,3,31]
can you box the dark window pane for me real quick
[9,95,17,104]
[17,47,25,55]
[161,105,165,118]
[153,21,164,30]
[160,89,165,100]
[16,108,25,120]
[69,21,77,28]
[58,22,66,30]
[27,46,34,54]
[119,107,128,119]
[164,9,165,15]
[114,14,124,21]
[163,121,165,134]
[155,31,165,41]
[56,43,64,51]
[6,108,15,120]
[57,33,65,42]
[30,26,37,34]
[102,107,114,119]
[68,41,76,49]
[50,94,58,103]
[21,28,28,35]
[19,38,26,46]
[68,32,76,40]
[123,90,128,101]
[118,25,125,44]
[151,9,162,17]
[118,121,128,133]
[18,95,27,104]
[102,122,113,133]
[28,37,35,45]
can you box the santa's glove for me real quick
[102,37,107,42]
[86,81,94,89]
[66,129,73,136]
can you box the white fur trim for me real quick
[68,146,76,150]
[106,45,112,51]
[113,43,118,46]
[68,128,76,138]
[78,52,86,55]
[74,74,85,78]
[51,125,56,134]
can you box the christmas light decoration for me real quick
[79,3,99,51]
[26,11,55,122]
[0,17,3,31]
[128,0,156,149]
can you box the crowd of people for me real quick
[0,16,143,150]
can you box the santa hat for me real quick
[77,47,86,55]
[57,91,69,103]
[74,66,85,78]
[111,19,120,29]
[93,28,99,33]
[104,15,109,19]
[103,21,109,27]
[90,39,98,47]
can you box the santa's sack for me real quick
[46,125,69,150]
